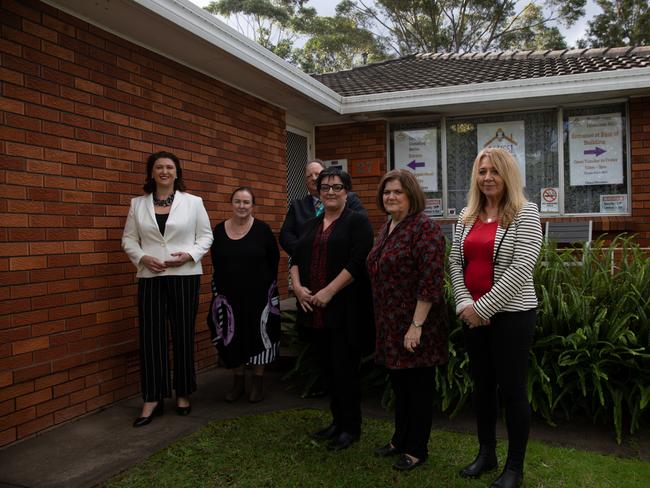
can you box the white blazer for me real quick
[122,191,213,278]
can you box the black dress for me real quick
[208,219,281,368]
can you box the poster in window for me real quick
[394,129,437,191]
[569,113,623,186]
[477,121,526,182]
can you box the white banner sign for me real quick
[569,113,623,186]
[477,121,526,182]
[600,194,628,214]
[394,129,437,191]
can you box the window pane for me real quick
[446,111,559,214]
[563,103,628,214]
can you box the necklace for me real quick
[153,192,174,207]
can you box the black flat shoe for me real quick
[459,450,498,478]
[490,468,523,488]
[311,423,340,441]
[374,443,400,457]
[326,432,359,451]
[392,454,426,471]
[132,401,163,428]
[176,405,191,416]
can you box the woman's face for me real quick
[319,175,347,212]
[477,156,505,202]
[231,190,253,219]
[152,157,177,190]
[382,179,409,218]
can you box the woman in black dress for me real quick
[208,187,281,403]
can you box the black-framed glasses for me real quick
[320,184,345,193]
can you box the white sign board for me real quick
[540,187,559,213]
[394,129,437,191]
[323,159,348,172]
[477,121,526,182]
[569,113,623,186]
[600,194,628,214]
[425,198,443,217]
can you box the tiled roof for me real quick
[312,47,650,97]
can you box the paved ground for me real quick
[0,367,647,488]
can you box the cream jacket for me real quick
[122,191,213,278]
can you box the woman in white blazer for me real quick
[122,151,213,427]
[449,148,542,488]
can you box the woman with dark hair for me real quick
[290,167,374,451]
[122,151,213,427]
[208,187,281,403]
[366,169,448,471]
[450,148,542,488]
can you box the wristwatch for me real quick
[411,320,423,328]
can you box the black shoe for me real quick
[490,468,523,488]
[374,443,400,457]
[176,405,191,416]
[459,449,498,478]
[133,401,163,428]
[392,454,426,471]
[311,423,340,441]
[225,374,245,403]
[326,432,359,451]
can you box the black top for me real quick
[155,213,169,235]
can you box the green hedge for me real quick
[283,235,650,443]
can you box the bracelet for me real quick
[411,320,423,328]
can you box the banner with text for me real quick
[394,129,437,191]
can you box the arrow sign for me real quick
[407,160,425,170]
[584,147,606,157]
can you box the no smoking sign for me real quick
[541,187,559,213]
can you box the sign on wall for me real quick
[600,194,628,214]
[540,187,559,213]
[323,159,348,172]
[569,113,623,186]
[394,129,437,191]
[477,121,526,182]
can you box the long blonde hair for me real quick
[462,148,527,227]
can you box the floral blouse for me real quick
[367,211,448,369]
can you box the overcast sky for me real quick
[188,0,598,49]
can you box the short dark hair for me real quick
[230,186,255,204]
[316,166,352,192]
[143,151,186,193]
[376,169,425,215]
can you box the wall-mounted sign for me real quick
[600,194,628,214]
[394,129,437,191]
[323,159,348,172]
[569,113,623,186]
[425,198,443,217]
[477,121,526,182]
[540,187,559,213]
[348,160,381,177]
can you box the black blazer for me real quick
[292,208,374,345]
[280,192,366,258]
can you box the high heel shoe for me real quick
[225,374,245,403]
[176,399,191,416]
[459,446,498,478]
[133,401,163,428]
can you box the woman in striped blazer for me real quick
[449,148,542,488]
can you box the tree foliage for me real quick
[578,0,650,48]
[342,0,585,54]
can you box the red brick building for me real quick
[1,0,649,446]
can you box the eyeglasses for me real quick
[319,184,345,193]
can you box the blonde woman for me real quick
[449,148,542,488]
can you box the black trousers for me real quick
[389,366,436,460]
[314,328,362,436]
[137,275,200,402]
[463,309,536,473]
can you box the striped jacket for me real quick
[449,201,542,320]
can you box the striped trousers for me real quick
[137,275,201,402]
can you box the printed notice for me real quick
[540,187,559,213]
[569,113,623,186]
[477,121,526,182]
[600,194,628,214]
[425,198,443,217]
[395,129,437,191]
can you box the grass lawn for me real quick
[107,409,650,488]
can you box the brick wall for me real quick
[315,121,388,231]
[630,96,650,246]
[0,0,287,446]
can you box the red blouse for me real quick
[463,220,498,301]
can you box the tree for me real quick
[342,0,586,54]
[578,0,650,48]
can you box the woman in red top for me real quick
[366,169,448,471]
[449,148,542,488]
